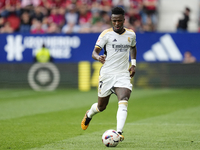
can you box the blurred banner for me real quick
[0,63,200,90]
[0,33,200,63]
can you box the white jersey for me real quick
[95,28,136,75]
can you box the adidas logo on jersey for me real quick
[143,34,183,61]
[113,39,117,42]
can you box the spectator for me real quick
[90,10,105,33]
[91,10,101,25]
[78,4,92,33]
[31,6,45,22]
[143,15,154,32]
[0,15,5,31]
[47,22,60,33]
[0,0,5,14]
[126,6,141,27]
[1,21,14,33]
[177,7,191,33]
[182,51,196,64]
[48,7,65,29]
[31,19,46,34]
[130,0,143,9]
[90,21,104,33]
[19,11,32,33]
[61,4,80,34]
[47,0,66,8]
[41,16,49,31]
[65,0,77,7]
[142,0,157,31]
[99,0,112,13]
[90,1,101,14]
[21,0,41,8]
[129,0,143,31]
[1,0,21,17]
[100,11,111,29]
[124,15,134,30]
[5,13,20,32]
[112,0,130,11]
[74,0,93,11]
[133,19,143,33]
[0,0,21,32]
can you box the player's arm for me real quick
[129,46,137,78]
[92,46,106,64]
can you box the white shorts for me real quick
[98,73,132,97]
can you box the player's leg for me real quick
[114,87,131,141]
[88,95,111,117]
[81,74,113,130]
[81,95,111,130]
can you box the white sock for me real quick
[117,100,128,133]
[87,103,100,118]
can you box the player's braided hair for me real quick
[111,7,125,15]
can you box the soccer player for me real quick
[81,6,137,141]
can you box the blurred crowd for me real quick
[0,0,158,34]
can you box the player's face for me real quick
[111,14,125,33]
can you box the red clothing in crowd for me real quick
[46,0,66,8]
[79,11,92,25]
[143,0,157,11]
[0,0,5,10]
[6,14,20,30]
[5,0,20,6]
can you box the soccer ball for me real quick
[102,129,120,147]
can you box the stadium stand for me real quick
[0,0,199,33]
[0,0,158,33]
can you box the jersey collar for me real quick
[112,27,126,35]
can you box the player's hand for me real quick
[98,55,106,64]
[129,65,136,78]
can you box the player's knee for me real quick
[119,97,129,101]
[98,105,107,112]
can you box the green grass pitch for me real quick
[0,88,200,150]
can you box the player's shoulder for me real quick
[125,28,136,35]
[99,28,113,37]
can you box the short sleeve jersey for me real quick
[95,28,136,75]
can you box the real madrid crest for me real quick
[128,37,130,43]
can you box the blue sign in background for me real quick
[136,33,200,62]
[0,33,199,63]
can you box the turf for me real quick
[0,88,200,150]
